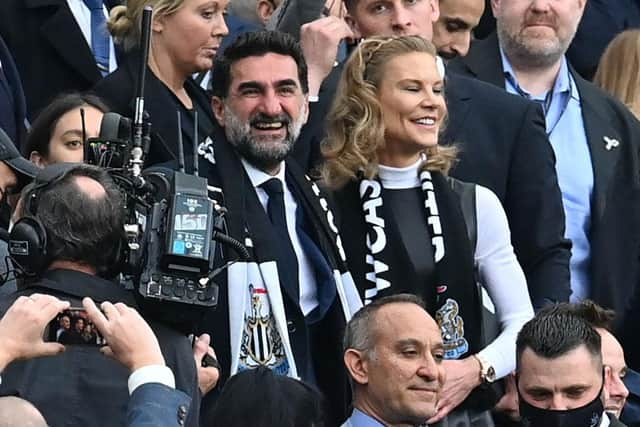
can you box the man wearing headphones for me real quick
[0,163,201,427]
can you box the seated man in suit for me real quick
[198,30,362,424]
[341,294,446,427]
[290,0,571,312]
[448,0,640,323]
[516,306,627,427]
[0,0,119,118]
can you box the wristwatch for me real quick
[473,353,496,384]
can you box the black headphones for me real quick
[9,163,87,277]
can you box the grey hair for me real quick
[343,293,427,356]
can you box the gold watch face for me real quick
[486,366,496,382]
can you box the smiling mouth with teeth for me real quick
[253,122,285,130]
[414,117,437,125]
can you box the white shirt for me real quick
[67,0,118,73]
[128,365,175,395]
[241,159,319,316]
[378,161,534,379]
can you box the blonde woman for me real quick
[93,0,228,166]
[594,30,640,119]
[323,36,533,425]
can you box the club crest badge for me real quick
[239,285,289,375]
[435,298,469,359]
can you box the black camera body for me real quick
[137,172,219,307]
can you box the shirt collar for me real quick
[600,412,611,427]
[377,158,423,189]
[240,158,286,189]
[350,408,386,427]
[500,47,578,101]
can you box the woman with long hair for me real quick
[323,35,533,425]
[93,0,228,167]
[594,30,640,120]
[24,93,109,167]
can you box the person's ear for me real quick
[301,98,309,126]
[344,13,362,39]
[603,365,613,401]
[212,97,226,126]
[257,0,277,26]
[344,348,370,385]
[490,0,500,17]
[29,151,46,169]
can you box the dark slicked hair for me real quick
[210,30,309,99]
[209,366,326,427]
[516,304,602,371]
[551,300,616,332]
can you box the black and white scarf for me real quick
[203,128,362,378]
[353,168,482,359]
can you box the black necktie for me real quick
[261,178,300,302]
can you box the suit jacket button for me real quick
[287,320,296,333]
[177,404,188,425]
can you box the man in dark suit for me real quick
[0,0,119,119]
[447,0,640,321]
[291,0,571,310]
[198,30,362,425]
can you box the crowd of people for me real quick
[0,0,639,426]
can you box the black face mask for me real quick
[518,383,605,427]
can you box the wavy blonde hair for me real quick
[594,30,640,120]
[108,0,184,52]
[321,35,457,190]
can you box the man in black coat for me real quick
[195,31,362,425]
[0,163,200,427]
[291,0,571,309]
[0,0,120,118]
[447,0,640,324]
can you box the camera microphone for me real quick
[85,112,132,168]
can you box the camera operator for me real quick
[0,163,200,427]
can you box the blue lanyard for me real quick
[505,68,573,137]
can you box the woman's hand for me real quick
[427,357,482,424]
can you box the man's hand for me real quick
[300,16,355,97]
[83,297,165,372]
[193,333,219,395]
[427,358,482,424]
[0,294,69,371]
[494,372,520,421]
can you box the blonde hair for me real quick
[594,30,640,119]
[108,0,184,52]
[321,35,457,190]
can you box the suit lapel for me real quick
[27,0,100,85]
[212,136,302,306]
[460,32,506,89]
[443,74,472,146]
[575,75,622,223]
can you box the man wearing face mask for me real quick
[515,305,626,427]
